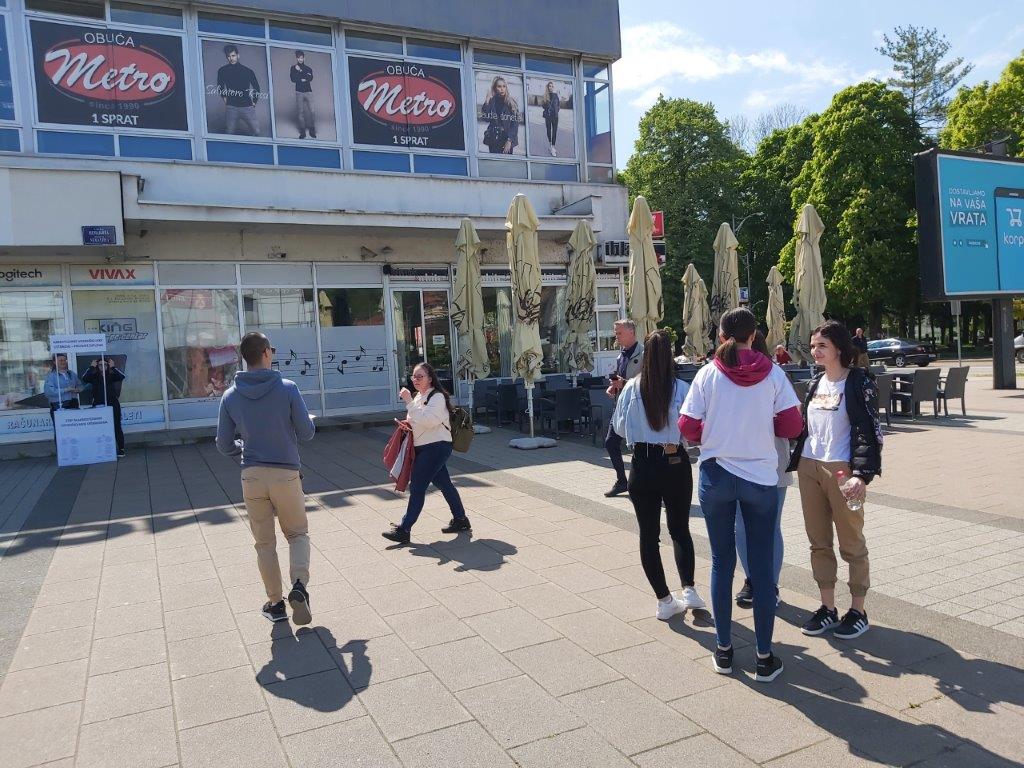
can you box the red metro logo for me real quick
[357,63,456,128]
[42,32,175,103]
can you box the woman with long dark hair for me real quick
[612,330,705,620]
[679,308,802,682]
[481,76,520,154]
[382,362,470,544]
[790,321,882,640]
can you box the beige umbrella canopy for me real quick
[788,204,827,364]
[709,222,740,334]
[561,220,598,376]
[681,263,711,361]
[627,196,663,339]
[765,265,787,351]
[452,218,490,382]
[496,290,512,377]
[506,194,544,385]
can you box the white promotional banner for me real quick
[54,406,117,466]
[49,334,107,355]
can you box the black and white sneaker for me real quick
[755,653,784,682]
[261,600,287,622]
[382,524,410,544]
[288,580,312,626]
[712,646,733,675]
[604,480,628,497]
[833,609,869,639]
[441,517,472,534]
[801,605,839,636]
[735,578,753,608]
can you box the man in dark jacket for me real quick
[82,356,126,457]
[290,50,316,139]
[217,332,316,624]
[217,44,262,136]
[851,328,869,369]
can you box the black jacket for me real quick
[81,364,125,405]
[290,63,314,93]
[787,366,882,483]
[217,62,261,107]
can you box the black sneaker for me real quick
[261,600,287,622]
[441,517,472,534]
[755,652,784,682]
[801,605,839,636]
[287,580,311,626]
[833,609,870,639]
[735,578,753,608]
[712,646,733,675]
[309,129,317,139]
[382,524,410,544]
[604,480,628,497]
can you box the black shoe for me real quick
[712,646,733,674]
[287,580,311,626]
[801,605,839,636]
[833,609,870,639]
[382,524,410,544]
[261,600,287,622]
[309,129,317,139]
[117,449,126,458]
[298,130,306,139]
[604,481,628,497]
[735,578,753,608]
[441,517,471,534]
[755,652,784,682]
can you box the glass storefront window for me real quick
[539,285,568,373]
[72,290,162,403]
[160,289,239,400]
[318,288,384,327]
[406,37,461,62]
[584,80,612,165]
[583,62,609,79]
[318,288,389,391]
[346,30,402,55]
[474,49,520,69]
[597,309,619,352]
[269,20,332,47]
[597,286,620,306]
[0,15,14,122]
[198,12,265,38]
[25,0,103,18]
[109,2,183,29]
[481,286,513,378]
[243,288,318,391]
[0,291,65,412]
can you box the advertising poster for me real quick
[0,15,14,121]
[474,70,525,156]
[269,47,336,141]
[201,39,271,137]
[30,20,187,130]
[348,56,464,150]
[526,77,574,158]
[55,406,116,466]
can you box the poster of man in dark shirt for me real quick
[290,50,316,139]
[217,44,262,136]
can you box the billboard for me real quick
[201,39,271,137]
[916,148,1024,299]
[30,20,188,131]
[474,70,524,156]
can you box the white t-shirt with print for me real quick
[680,363,800,487]
[801,375,852,462]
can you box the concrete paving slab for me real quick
[172,666,267,730]
[281,716,400,768]
[0,701,81,768]
[463,606,561,652]
[546,608,648,655]
[392,721,516,768]
[357,671,472,742]
[261,668,365,736]
[416,636,520,691]
[76,706,179,768]
[507,726,634,768]
[83,661,172,724]
[506,638,622,696]
[455,674,584,748]
[600,641,729,701]
[178,712,287,768]
[0,658,87,717]
[632,733,758,768]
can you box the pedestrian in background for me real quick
[774,345,792,365]
[680,308,802,682]
[613,329,706,620]
[852,327,870,369]
[791,321,881,640]
[604,319,644,497]
[217,332,316,625]
[44,353,82,422]
[82,356,127,458]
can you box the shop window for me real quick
[583,62,609,80]
[353,150,409,173]
[158,262,236,286]
[413,155,467,177]
[72,290,162,404]
[345,31,402,55]
[269,20,332,47]
[206,141,274,165]
[597,286,620,306]
[278,145,341,169]
[0,15,14,122]
[109,2,183,29]
[119,136,192,160]
[584,80,612,165]
[481,286,513,377]
[0,291,65,413]
[243,288,318,391]
[588,165,614,184]
[25,0,103,18]
[597,309,619,352]
[406,37,461,62]
[478,158,528,180]
[318,288,389,391]
[474,49,520,69]
[160,289,240,400]
[525,54,573,76]
[0,129,17,152]
[318,288,384,327]
[37,131,115,157]
[539,286,568,373]
[530,162,578,182]
[198,12,266,38]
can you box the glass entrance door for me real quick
[391,288,455,401]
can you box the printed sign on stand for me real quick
[54,407,116,466]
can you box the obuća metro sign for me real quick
[349,56,465,151]
[30,20,188,132]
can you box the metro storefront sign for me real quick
[30,20,187,131]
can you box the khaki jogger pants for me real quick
[241,466,310,603]
[797,457,870,597]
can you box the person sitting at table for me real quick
[774,345,793,365]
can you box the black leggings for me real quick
[627,446,695,598]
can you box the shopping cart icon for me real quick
[1009,207,1023,227]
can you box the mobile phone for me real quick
[608,373,620,381]
[994,187,1024,291]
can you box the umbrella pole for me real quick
[527,385,535,438]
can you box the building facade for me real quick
[0,0,628,442]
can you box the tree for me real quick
[876,25,973,134]
[752,103,807,147]
[942,53,1024,155]
[621,96,747,336]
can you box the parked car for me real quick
[1015,333,1023,364]
[867,338,936,368]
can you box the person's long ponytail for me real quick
[714,307,758,367]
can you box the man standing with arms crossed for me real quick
[604,319,644,497]
[290,50,316,139]
[217,332,316,624]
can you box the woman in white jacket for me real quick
[383,363,470,544]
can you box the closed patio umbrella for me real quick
[452,218,490,430]
[627,196,663,338]
[496,290,512,377]
[681,262,711,361]
[562,220,597,382]
[766,265,787,351]
[788,204,827,364]
[709,222,740,335]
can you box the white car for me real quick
[1015,333,1024,364]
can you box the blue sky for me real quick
[611,1,1022,165]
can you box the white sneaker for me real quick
[656,595,686,621]
[679,586,707,610]
[550,145,557,156]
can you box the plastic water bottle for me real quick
[834,469,863,511]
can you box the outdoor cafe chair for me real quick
[472,379,497,420]
[936,365,970,416]
[890,366,941,418]
[486,383,521,427]
[874,373,894,426]
[792,379,810,402]
[540,388,601,444]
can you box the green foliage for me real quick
[942,54,1024,155]
[659,325,679,348]
[621,96,747,335]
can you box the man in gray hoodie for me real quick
[217,332,316,624]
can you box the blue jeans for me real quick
[736,487,786,585]
[400,441,466,531]
[698,459,778,655]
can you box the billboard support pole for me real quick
[992,298,1017,389]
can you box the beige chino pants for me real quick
[241,466,310,603]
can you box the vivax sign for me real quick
[30,20,187,131]
[348,57,464,151]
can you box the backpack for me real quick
[426,390,474,453]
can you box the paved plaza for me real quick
[0,370,1022,768]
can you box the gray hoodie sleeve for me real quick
[289,383,316,442]
[216,395,242,456]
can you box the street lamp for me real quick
[732,212,764,303]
